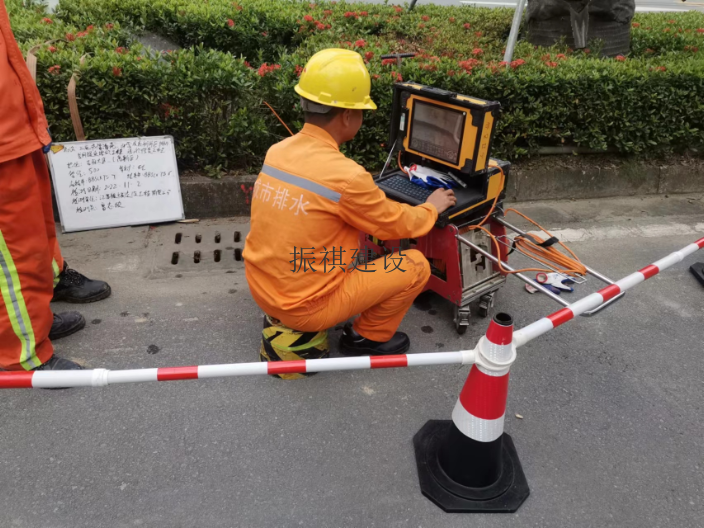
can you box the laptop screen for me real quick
[408,100,466,165]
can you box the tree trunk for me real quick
[526,0,636,57]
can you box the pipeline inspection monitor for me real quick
[377,82,508,226]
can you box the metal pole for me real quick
[408,0,419,11]
[503,0,528,65]
[376,139,398,181]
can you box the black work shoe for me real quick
[53,263,112,304]
[339,323,410,356]
[48,311,86,340]
[34,355,84,371]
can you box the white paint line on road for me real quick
[106,255,140,272]
[460,1,517,5]
[460,1,694,11]
[540,222,704,243]
[636,7,689,11]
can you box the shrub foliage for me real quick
[8,0,704,171]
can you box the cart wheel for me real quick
[454,305,471,334]
[477,293,495,319]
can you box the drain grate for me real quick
[155,224,247,273]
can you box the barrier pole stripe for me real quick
[599,284,622,302]
[198,363,268,378]
[547,307,573,326]
[639,265,659,279]
[370,355,408,369]
[458,367,509,420]
[32,370,107,388]
[617,272,645,290]
[108,369,158,384]
[515,237,704,347]
[267,360,307,375]
[306,356,371,372]
[157,366,199,381]
[406,351,465,367]
[0,371,34,388]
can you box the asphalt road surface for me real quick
[1,194,703,528]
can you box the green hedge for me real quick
[56,0,302,63]
[11,0,269,171]
[9,0,704,172]
[35,46,269,171]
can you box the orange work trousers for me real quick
[0,149,64,371]
[257,249,431,342]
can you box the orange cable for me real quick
[397,151,408,174]
[461,165,587,277]
[263,100,294,137]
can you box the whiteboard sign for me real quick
[48,136,184,232]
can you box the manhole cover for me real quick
[152,222,248,274]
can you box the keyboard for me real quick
[377,175,434,204]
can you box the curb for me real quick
[177,158,704,219]
[180,174,257,219]
[504,158,704,202]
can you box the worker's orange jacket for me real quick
[244,123,438,314]
[0,0,52,164]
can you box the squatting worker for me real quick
[244,49,456,356]
[0,0,112,373]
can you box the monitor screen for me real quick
[408,100,465,165]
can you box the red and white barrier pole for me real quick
[0,351,477,389]
[513,236,704,347]
[0,236,702,390]
[414,313,528,512]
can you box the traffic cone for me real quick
[413,312,529,512]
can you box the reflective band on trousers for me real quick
[52,259,61,287]
[261,164,341,203]
[0,230,39,370]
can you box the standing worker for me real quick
[0,0,111,372]
[244,48,456,358]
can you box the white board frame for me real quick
[48,135,185,233]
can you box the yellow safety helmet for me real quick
[295,48,377,111]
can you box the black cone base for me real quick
[413,420,529,513]
[690,263,704,287]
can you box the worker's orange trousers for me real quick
[0,149,64,371]
[259,249,431,342]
